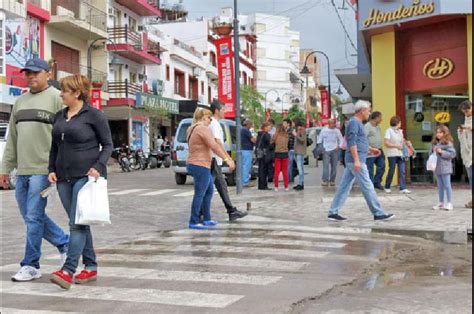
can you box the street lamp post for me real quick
[300,50,332,111]
[87,37,118,82]
[264,89,281,112]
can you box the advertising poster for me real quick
[216,36,236,119]
[5,16,41,69]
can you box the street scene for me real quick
[0,0,473,313]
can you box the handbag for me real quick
[313,143,324,159]
[76,176,111,225]
[426,153,437,172]
[402,141,415,160]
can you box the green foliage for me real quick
[143,106,170,120]
[240,85,265,127]
[287,104,305,125]
[270,111,283,125]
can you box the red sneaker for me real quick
[74,270,97,284]
[50,270,73,290]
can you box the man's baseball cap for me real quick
[20,58,50,73]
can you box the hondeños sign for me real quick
[359,0,438,30]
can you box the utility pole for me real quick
[233,0,243,195]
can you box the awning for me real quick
[335,68,372,100]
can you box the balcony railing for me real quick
[51,0,107,32]
[108,80,142,98]
[53,63,108,91]
[108,26,142,48]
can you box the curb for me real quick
[371,227,469,244]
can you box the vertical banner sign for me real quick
[90,89,102,111]
[320,89,330,125]
[216,36,236,119]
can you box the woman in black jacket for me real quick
[48,75,113,290]
[256,122,273,190]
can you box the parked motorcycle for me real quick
[112,145,132,172]
[130,148,147,171]
[146,149,171,169]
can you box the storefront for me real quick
[357,0,472,183]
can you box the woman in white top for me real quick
[384,116,411,194]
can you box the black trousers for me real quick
[211,159,235,213]
[258,159,270,189]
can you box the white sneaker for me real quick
[274,188,279,192]
[11,266,42,282]
[445,203,454,211]
[285,188,290,192]
[432,203,444,210]
[384,189,392,193]
[400,189,412,194]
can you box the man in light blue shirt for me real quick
[328,101,394,222]
[318,119,343,186]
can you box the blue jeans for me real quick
[296,154,305,186]
[16,175,69,269]
[467,166,473,187]
[366,151,386,186]
[385,157,407,190]
[436,174,452,204]
[187,165,214,225]
[242,150,253,185]
[323,149,339,183]
[57,177,97,275]
[288,150,295,182]
[329,163,386,217]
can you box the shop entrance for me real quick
[109,120,129,149]
[405,94,469,183]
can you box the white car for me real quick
[0,122,17,189]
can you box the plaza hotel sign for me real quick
[363,0,436,29]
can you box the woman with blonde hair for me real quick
[48,75,113,289]
[187,107,235,229]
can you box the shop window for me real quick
[405,94,468,183]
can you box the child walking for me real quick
[432,125,456,211]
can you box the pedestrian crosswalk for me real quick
[0,215,380,313]
[105,188,219,198]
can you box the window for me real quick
[174,70,185,97]
[166,65,170,81]
[177,122,191,143]
[201,81,205,94]
[128,16,137,32]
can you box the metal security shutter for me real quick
[51,41,80,75]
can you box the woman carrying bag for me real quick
[384,116,412,194]
[48,75,113,290]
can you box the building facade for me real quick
[341,0,472,184]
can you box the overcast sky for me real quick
[182,0,358,94]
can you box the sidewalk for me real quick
[229,164,472,244]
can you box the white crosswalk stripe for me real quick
[45,253,309,271]
[109,189,150,195]
[0,308,77,314]
[150,235,349,247]
[138,189,178,196]
[220,223,371,235]
[173,191,195,197]
[1,281,244,308]
[0,264,281,285]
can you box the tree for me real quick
[287,104,305,125]
[240,85,264,127]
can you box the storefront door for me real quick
[405,94,468,183]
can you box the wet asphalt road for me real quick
[0,167,471,313]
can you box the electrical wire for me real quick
[330,0,357,52]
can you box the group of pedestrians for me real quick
[1,58,113,289]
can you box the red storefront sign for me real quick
[216,36,236,119]
[320,88,330,125]
[90,89,102,111]
[306,112,312,128]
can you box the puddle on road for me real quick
[362,264,472,290]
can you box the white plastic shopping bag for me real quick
[75,177,111,225]
[426,153,437,172]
